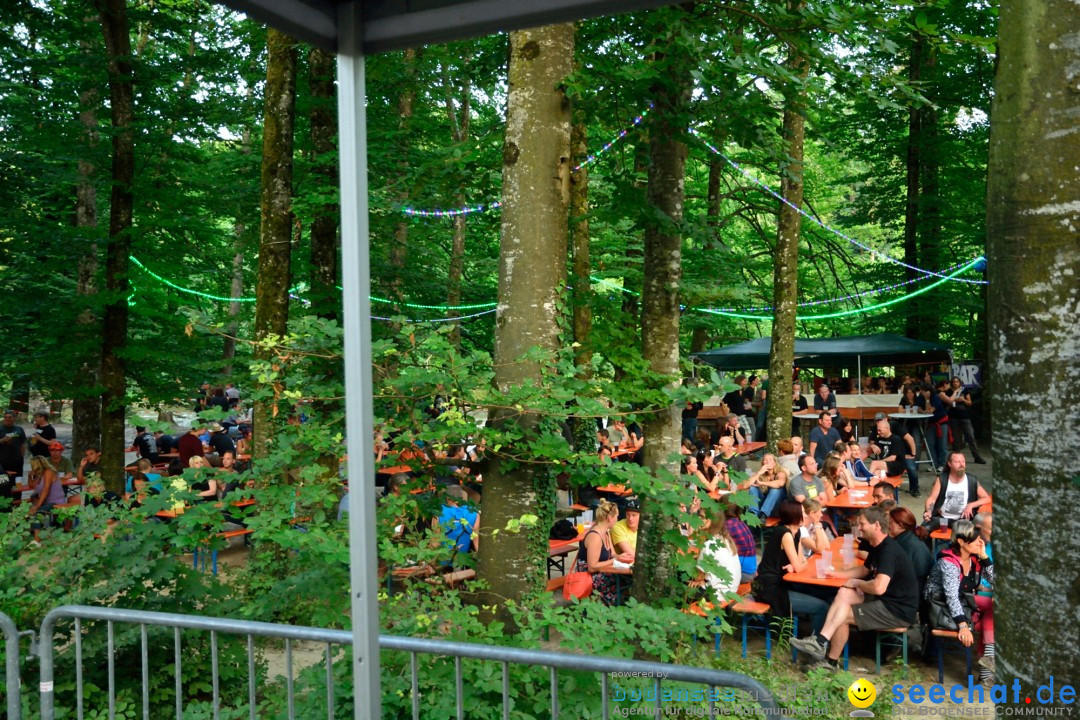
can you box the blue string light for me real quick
[689,128,989,285]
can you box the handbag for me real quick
[926,588,976,631]
[562,571,593,600]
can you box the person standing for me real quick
[721,375,752,439]
[813,383,837,417]
[923,383,949,473]
[0,409,27,486]
[682,399,703,443]
[943,377,986,464]
[128,426,160,464]
[177,424,206,468]
[790,382,809,436]
[27,412,57,459]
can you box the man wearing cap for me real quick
[868,414,920,497]
[27,412,57,458]
[44,442,75,482]
[127,426,160,464]
[0,410,27,493]
[178,424,206,468]
[610,501,641,561]
[207,422,237,458]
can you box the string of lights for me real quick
[372,308,498,323]
[401,105,653,217]
[689,128,989,285]
[694,257,983,321]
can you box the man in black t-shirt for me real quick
[0,409,27,482]
[790,506,918,670]
[868,415,921,496]
[207,423,236,457]
[27,412,57,458]
[128,426,160,464]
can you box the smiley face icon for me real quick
[848,678,877,709]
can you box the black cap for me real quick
[625,498,641,511]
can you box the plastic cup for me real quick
[815,557,826,579]
[844,533,854,548]
[576,524,585,536]
[820,551,833,578]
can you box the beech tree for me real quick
[473,23,574,621]
[252,27,297,461]
[986,0,1080,702]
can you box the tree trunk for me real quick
[7,377,30,417]
[632,32,693,604]
[95,0,135,493]
[222,244,243,375]
[764,2,809,454]
[389,48,418,304]
[443,66,470,345]
[72,46,102,458]
[570,111,592,369]
[902,25,924,340]
[252,28,297,462]
[474,23,573,625]
[917,74,941,341]
[985,0,1080,701]
[307,46,339,322]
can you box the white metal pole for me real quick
[337,4,381,718]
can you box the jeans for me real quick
[926,424,948,470]
[903,457,919,494]
[949,418,984,461]
[682,417,698,442]
[750,486,786,518]
[789,590,830,634]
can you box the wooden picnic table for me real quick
[825,489,874,510]
[378,464,414,475]
[735,441,766,455]
[783,536,864,587]
[595,483,634,497]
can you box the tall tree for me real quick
[307,46,339,322]
[72,11,103,459]
[443,59,471,345]
[474,23,574,623]
[252,27,297,461]
[569,106,592,369]
[95,0,135,491]
[388,48,418,304]
[986,0,1080,701]
[632,5,695,602]
[764,0,809,453]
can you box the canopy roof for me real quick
[692,333,953,371]
[219,0,683,52]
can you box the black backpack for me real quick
[549,519,577,540]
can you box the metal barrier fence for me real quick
[2,611,23,720]
[38,604,779,720]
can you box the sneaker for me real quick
[973,457,987,465]
[28,540,41,549]
[911,490,921,498]
[807,658,839,673]
[978,655,996,673]
[790,635,829,660]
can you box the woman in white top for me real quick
[693,510,744,600]
[797,498,832,557]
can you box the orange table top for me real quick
[549,527,588,551]
[378,465,413,475]
[783,536,864,587]
[596,484,634,496]
[735,442,766,455]
[826,489,873,510]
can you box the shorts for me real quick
[852,599,910,631]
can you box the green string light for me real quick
[696,258,983,321]
[132,255,497,310]
[592,257,983,321]
[130,256,257,303]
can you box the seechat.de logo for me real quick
[849,678,877,717]
[892,676,1076,711]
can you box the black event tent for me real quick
[692,333,953,371]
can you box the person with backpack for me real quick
[923,519,995,688]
